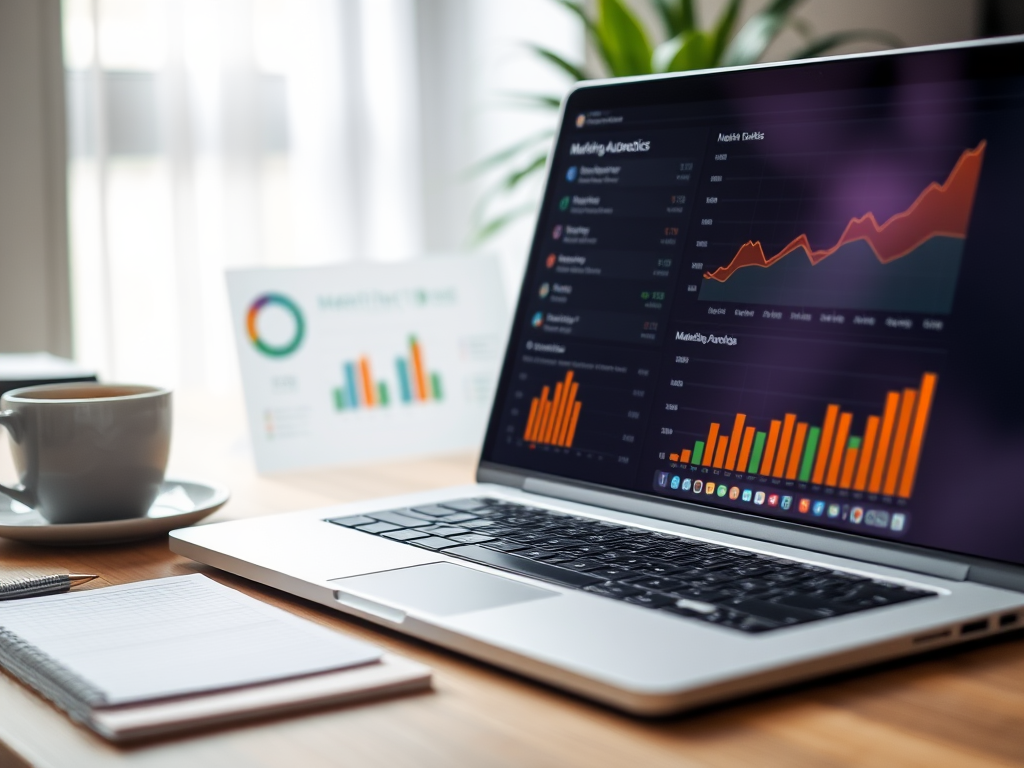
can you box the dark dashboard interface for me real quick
[482,40,1024,567]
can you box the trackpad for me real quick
[331,562,558,617]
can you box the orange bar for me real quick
[772,413,797,478]
[898,373,938,498]
[410,337,428,401]
[724,413,746,471]
[533,387,552,444]
[556,381,579,447]
[869,392,901,494]
[825,412,852,487]
[542,381,566,444]
[359,357,375,407]
[523,398,540,441]
[565,401,582,447]
[812,405,839,484]
[854,415,880,491]
[759,419,782,475]
[840,446,859,489]
[554,373,576,444]
[680,449,691,463]
[702,423,720,467]
[713,435,729,468]
[737,426,756,472]
[670,453,679,461]
[785,422,808,480]
[883,388,917,496]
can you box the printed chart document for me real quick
[227,257,507,472]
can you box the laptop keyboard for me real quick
[327,498,935,633]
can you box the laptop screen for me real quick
[481,38,1024,568]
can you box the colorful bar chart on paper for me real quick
[668,372,937,499]
[395,335,444,404]
[333,356,391,411]
[523,370,583,448]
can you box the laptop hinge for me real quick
[522,477,971,582]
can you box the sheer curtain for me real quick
[62,0,582,391]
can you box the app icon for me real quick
[850,506,864,524]
[576,113,586,128]
[566,166,578,182]
[741,489,752,502]
[798,498,811,513]
[552,224,563,240]
[780,495,792,510]
[729,486,740,500]
[827,503,841,518]
[767,494,779,507]
[812,501,826,516]
[670,475,680,490]
[706,482,716,495]
[865,509,890,528]
[559,195,571,211]
[538,282,550,299]
[754,491,766,505]
[546,253,556,268]
[681,478,692,491]
[890,512,907,532]
[656,472,668,487]
[693,480,703,493]
[717,484,728,497]
[531,311,544,328]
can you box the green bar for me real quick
[430,372,443,401]
[691,441,705,465]
[799,426,821,482]
[747,431,767,473]
[333,387,345,411]
[378,382,390,406]
[848,435,862,449]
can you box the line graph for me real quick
[698,142,986,313]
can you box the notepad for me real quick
[0,574,430,741]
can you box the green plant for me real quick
[473,0,900,241]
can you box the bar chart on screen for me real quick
[523,370,583,449]
[668,372,937,499]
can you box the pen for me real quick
[0,574,98,601]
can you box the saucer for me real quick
[0,479,229,546]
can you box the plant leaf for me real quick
[791,29,903,59]
[652,30,713,73]
[650,0,696,38]
[595,0,653,77]
[501,92,563,109]
[527,44,587,81]
[709,0,743,66]
[464,130,555,178]
[473,203,538,244]
[553,0,617,72]
[721,0,804,67]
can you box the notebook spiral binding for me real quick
[0,626,107,723]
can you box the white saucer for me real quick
[0,479,229,546]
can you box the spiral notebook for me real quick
[0,574,430,741]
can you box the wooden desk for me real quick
[0,391,1022,768]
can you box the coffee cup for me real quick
[0,384,171,524]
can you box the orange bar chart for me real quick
[671,372,938,499]
[523,371,582,448]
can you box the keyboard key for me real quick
[484,540,529,552]
[584,582,643,599]
[411,536,462,550]
[625,592,674,609]
[327,516,376,527]
[444,545,602,588]
[587,566,640,581]
[382,529,430,541]
[724,598,819,626]
[440,499,492,512]
[630,577,685,593]
[461,519,496,529]
[367,511,432,528]
[410,504,458,517]
[440,513,478,523]
[561,558,609,572]
[450,533,497,545]
[355,521,403,534]
[420,525,471,537]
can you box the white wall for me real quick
[0,0,71,355]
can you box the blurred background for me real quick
[1,0,1021,394]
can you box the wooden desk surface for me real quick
[0,391,1022,768]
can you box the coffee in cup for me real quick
[0,384,171,524]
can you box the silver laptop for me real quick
[172,36,1024,715]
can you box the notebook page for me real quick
[0,574,381,706]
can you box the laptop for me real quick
[172,36,1024,715]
